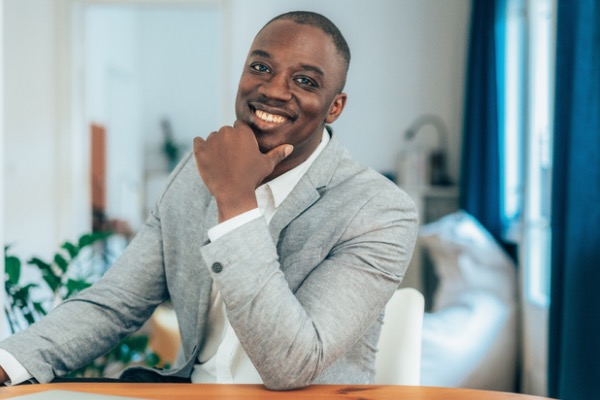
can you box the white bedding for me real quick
[418,211,518,391]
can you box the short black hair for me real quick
[262,11,351,89]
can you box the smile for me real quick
[255,109,288,124]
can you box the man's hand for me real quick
[0,366,9,384]
[193,120,293,222]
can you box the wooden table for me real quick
[0,383,556,399]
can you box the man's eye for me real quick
[251,64,270,73]
[295,77,316,87]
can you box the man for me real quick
[0,11,417,390]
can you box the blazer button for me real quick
[212,262,223,273]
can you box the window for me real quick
[501,0,526,231]
[502,0,556,306]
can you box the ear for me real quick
[325,93,348,124]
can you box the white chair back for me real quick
[374,287,425,385]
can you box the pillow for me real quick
[419,210,516,311]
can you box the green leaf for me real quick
[5,256,22,285]
[54,254,69,273]
[77,233,94,248]
[28,257,61,291]
[144,352,160,367]
[78,231,112,249]
[12,289,28,306]
[61,241,79,259]
[32,302,48,316]
[28,257,52,270]
[94,231,113,241]
[14,283,38,302]
[126,335,149,351]
[65,279,92,298]
[19,283,38,292]
[22,310,36,325]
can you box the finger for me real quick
[233,119,249,129]
[193,136,205,152]
[233,120,255,138]
[265,144,294,167]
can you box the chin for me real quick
[251,130,281,154]
[256,141,277,154]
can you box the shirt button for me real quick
[212,262,223,273]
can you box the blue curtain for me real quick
[548,1,600,399]
[459,0,505,243]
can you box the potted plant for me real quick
[3,231,164,378]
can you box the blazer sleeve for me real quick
[200,184,418,390]
[0,154,195,384]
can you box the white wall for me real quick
[1,0,6,337]
[3,0,470,257]
[3,0,59,259]
[138,7,222,151]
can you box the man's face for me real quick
[235,20,347,177]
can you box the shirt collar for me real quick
[261,128,330,209]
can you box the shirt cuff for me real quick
[0,349,32,386]
[207,208,262,242]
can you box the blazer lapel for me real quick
[269,130,346,243]
[269,178,319,242]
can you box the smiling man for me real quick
[0,11,417,390]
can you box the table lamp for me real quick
[404,114,453,186]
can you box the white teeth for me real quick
[255,109,286,124]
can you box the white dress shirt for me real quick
[0,129,329,386]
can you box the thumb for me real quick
[265,144,294,166]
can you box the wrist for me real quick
[215,193,258,223]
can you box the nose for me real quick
[257,73,293,102]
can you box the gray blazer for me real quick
[0,132,418,390]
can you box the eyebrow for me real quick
[250,49,325,77]
[250,49,272,59]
